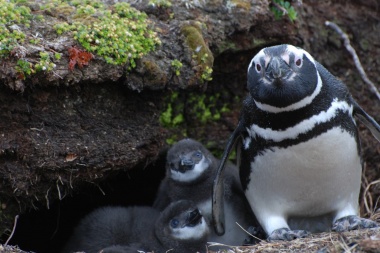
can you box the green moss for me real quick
[229,0,251,10]
[181,23,214,82]
[217,40,237,54]
[0,0,31,57]
[47,1,161,67]
[0,0,31,25]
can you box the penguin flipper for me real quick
[353,100,380,142]
[212,121,244,235]
[236,137,242,169]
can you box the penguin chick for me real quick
[153,138,260,246]
[212,44,380,241]
[62,200,209,253]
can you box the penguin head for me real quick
[247,44,322,113]
[156,200,209,250]
[166,138,213,183]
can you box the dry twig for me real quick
[363,179,380,215]
[271,1,288,15]
[325,21,380,101]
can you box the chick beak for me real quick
[184,208,202,227]
[178,159,194,173]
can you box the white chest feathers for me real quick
[170,156,210,182]
[246,127,361,234]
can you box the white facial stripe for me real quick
[248,49,269,71]
[250,99,353,142]
[286,44,315,64]
[172,217,209,240]
[281,53,290,65]
[249,45,317,73]
[170,156,209,182]
[253,71,323,113]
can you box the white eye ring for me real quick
[295,57,302,67]
[255,63,262,72]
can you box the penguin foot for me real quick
[332,215,379,232]
[267,228,310,241]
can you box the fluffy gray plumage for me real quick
[153,138,259,245]
[62,200,209,253]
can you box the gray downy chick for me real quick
[62,200,209,253]
[153,138,260,245]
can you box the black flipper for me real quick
[352,100,380,142]
[212,121,244,235]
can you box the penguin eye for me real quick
[255,63,262,72]
[170,219,179,228]
[193,151,202,158]
[295,58,302,67]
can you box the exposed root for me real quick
[5,215,19,246]
[325,21,380,102]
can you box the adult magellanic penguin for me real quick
[212,44,380,241]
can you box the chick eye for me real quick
[170,219,179,228]
[295,58,302,67]
[256,63,262,72]
[193,151,202,158]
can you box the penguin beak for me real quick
[268,57,282,79]
[178,159,195,173]
[183,208,202,227]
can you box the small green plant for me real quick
[54,22,72,35]
[29,38,41,45]
[16,59,34,79]
[160,92,230,128]
[35,51,56,72]
[76,4,97,15]
[35,14,45,22]
[54,52,62,60]
[171,60,183,76]
[201,66,213,82]
[271,0,297,22]
[16,51,58,79]
[160,92,185,127]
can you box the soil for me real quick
[0,0,380,252]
